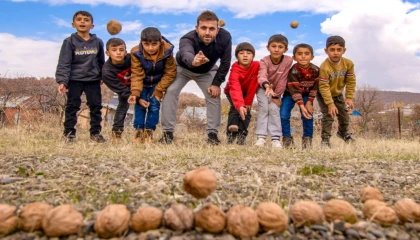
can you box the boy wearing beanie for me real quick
[224,42,260,145]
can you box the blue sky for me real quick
[1,0,420,96]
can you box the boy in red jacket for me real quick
[224,42,260,145]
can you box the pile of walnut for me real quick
[1,167,419,238]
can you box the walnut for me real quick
[163,204,194,231]
[106,20,122,35]
[360,186,384,203]
[132,206,163,232]
[183,167,217,199]
[0,204,19,235]
[393,198,420,223]
[256,202,288,233]
[323,199,357,224]
[362,200,397,226]
[19,202,53,232]
[42,204,83,237]
[94,204,130,238]
[227,205,259,238]
[195,204,226,233]
[290,200,324,227]
[218,20,226,27]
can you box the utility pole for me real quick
[398,107,402,139]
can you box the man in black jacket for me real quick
[56,10,105,143]
[160,10,232,145]
[102,38,131,142]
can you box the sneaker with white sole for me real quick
[255,138,266,146]
[272,140,282,149]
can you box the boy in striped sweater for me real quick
[280,43,319,149]
[317,36,356,147]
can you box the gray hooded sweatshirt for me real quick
[55,33,105,86]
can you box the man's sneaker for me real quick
[302,137,312,149]
[255,138,266,147]
[63,134,76,143]
[336,131,355,143]
[90,134,106,143]
[228,125,239,132]
[282,136,294,149]
[272,140,282,149]
[207,132,221,145]
[158,131,174,144]
[321,138,331,148]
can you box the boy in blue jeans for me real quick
[128,27,177,143]
[56,10,105,143]
[280,43,319,149]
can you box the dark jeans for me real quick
[316,93,350,139]
[226,94,251,137]
[280,94,313,138]
[112,95,129,132]
[64,80,102,136]
[134,86,160,131]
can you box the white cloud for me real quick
[52,16,71,28]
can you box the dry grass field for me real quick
[0,116,419,239]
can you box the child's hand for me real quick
[127,96,136,104]
[139,99,150,108]
[270,98,281,107]
[100,80,104,85]
[305,101,314,114]
[150,93,161,102]
[300,105,312,119]
[345,99,354,114]
[328,105,338,118]
[239,106,247,120]
[57,84,68,96]
[264,84,276,97]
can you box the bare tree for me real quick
[354,84,383,132]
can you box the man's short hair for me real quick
[73,10,93,23]
[106,38,126,50]
[326,35,345,48]
[235,42,255,58]
[141,27,162,42]
[267,34,288,47]
[196,10,219,25]
[293,43,314,56]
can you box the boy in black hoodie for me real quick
[102,38,131,142]
[56,10,106,143]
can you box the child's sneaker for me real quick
[271,140,282,149]
[158,131,174,144]
[62,134,76,143]
[144,129,154,144]
[321,138,331,148]
[90,134,106,143]
[336,131,355,143]
[255,138,266,147]
[282,136,294,149]
[112,130,123,143]
[228,125,239,132]
[133,130,144,143]
[302,137,312,149]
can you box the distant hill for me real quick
[378,91,420,106]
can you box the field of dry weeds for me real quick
[0,117,419,239]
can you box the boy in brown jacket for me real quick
[127,27,177,143]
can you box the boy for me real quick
[56,10,105,143]
[256,34,293,149]
[127,27,177,144]
[102,38,131,142]
[224,42,260,145]
[280,43,319,149]
[317,35,356,147]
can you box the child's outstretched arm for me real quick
[56,40,72,93]
[128,48,146,104]
[318,67,338,117]
[152,55,177,102]
[344,61,356,112]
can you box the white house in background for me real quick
[402,105,413,117]
[180,106,207,122]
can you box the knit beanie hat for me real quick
[235,42,255,57]
[326,35,345,48]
